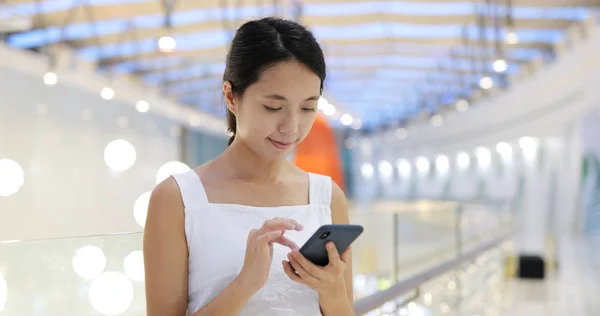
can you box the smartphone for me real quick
[298,224,364,266]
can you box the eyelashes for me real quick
[264,106,281,112]
[263,105,317,113]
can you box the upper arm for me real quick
[330,180,354,304]
[143,177,189,316]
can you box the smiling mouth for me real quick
[268,138,295,149]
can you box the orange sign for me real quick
[294,114,345,191]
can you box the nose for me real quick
[278,110,299,136]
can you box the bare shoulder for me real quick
[150,176,184,215]
[330,180,349,224]
[150,159,215,214]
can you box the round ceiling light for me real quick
[493,59,508,73]
[340,114,353,126]
[505,31,519,45]
[135,100,150,113]
[158,36,177,52]
[456,99,469,112]
[43,72,58,86]
[101,87,115,100]
[479,77,494,90]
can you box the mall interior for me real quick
[1,0,600,315]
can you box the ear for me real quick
[223,82,237,115]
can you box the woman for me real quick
[143,17,354,316]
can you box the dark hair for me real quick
[223,17,326,146]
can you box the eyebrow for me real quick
[263,94,320,102]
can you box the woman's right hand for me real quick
[237,218,303,292]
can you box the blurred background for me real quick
[1,0,600,315]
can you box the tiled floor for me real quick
[500,234,600,316]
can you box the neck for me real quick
[220,138,288,182]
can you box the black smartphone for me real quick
[298,224,364,266]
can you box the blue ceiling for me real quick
[3,0,593,128]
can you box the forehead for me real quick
[249,60,322,97]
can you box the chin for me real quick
[264,148,293,161]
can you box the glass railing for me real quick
[0,200,513,315]
[0,232,145,315]
[349,199,512,303]
[355,235,510,316]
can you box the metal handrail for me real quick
[353,234,509,315]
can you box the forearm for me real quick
[318,281,355,316]
[192,277,257,316]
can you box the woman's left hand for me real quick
[282,241,350,296]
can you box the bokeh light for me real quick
[133,192,152,228]
[361,162,374,179]
[436,155,450,173]
[0,272,6,313]
[72,245,106,279]
[396,159,411,177]
[155,161,190,184]
[457,152,471,171]
[378,160,393,181]
[0,158,25,197]
[104,139,137,172]
[416,156,430,174]
[89,272,134,316]
[123,251,145,282]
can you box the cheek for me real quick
[298,116,317,137]
[239,111,274,136]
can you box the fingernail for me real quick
[327,242,334,249]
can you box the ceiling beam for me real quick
[20,0,600,29]
[159,65,494,96]
[304,15,574,30]
[27,0,258,28]
[111,50,526,76]
[101,46,228,68]
[59,14,573,50]
[300,0,600,6]
[97,36,549,69]
[156,71,477,95]
[322,36,552,49]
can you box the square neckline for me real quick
[190,169,315,209]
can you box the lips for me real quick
[269,138,294,149]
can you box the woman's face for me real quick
[226,60,321,161]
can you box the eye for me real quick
[263,105,281,112]
[302,108,317,112]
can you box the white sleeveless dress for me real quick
[171,170,333,315]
